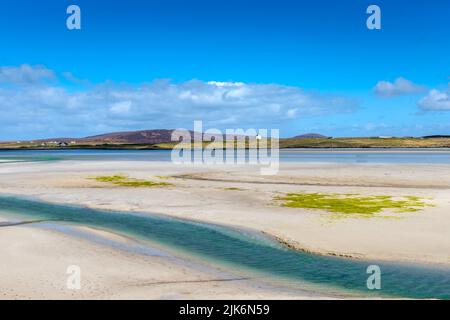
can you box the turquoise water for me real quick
[0,195,448,299]
[1,148,450,164]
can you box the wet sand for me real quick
[1,223,320,299]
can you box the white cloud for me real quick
[286,108,298,118]
[109,101,132,114]
[374,77,426,97]
[0,64,55,85]
[418,86,450,111]
[0,65,358,139]
[207,81,245,87]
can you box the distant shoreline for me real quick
[2,136,450,150]
[2,145,450,151]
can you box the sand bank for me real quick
[0,222,322,299]
[0,160,449,289]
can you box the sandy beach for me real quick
[1,159,450,299]
[1,223,321,299]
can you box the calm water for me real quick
[0,195,449,299]
[1,148,450,164]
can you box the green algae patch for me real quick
[223,187,245,191]
[276,193,430,215]
[90,174,172,188]
[155,175,174,180]
[93,174,129,183]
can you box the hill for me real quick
[293,133,329,139]
[0,129,251,149]
[82,129,175,144]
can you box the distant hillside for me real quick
[3,130,450,150]
[83,129,175,144]
[79,129,247,144]
[0,129,252,149]
[26,129,177,145]
[293,133,329,139]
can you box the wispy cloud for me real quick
[0,65,359,139]
[374,77,426,97]
[0,64,55,85]
[62,71,90,85]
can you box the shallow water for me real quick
[0,195,448,299]
[1,148,450,164]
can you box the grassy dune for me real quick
[279,137,450,149]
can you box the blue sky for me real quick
[0,0,449,139]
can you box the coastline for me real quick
[2,146,450,152]
[3,134,450,151]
